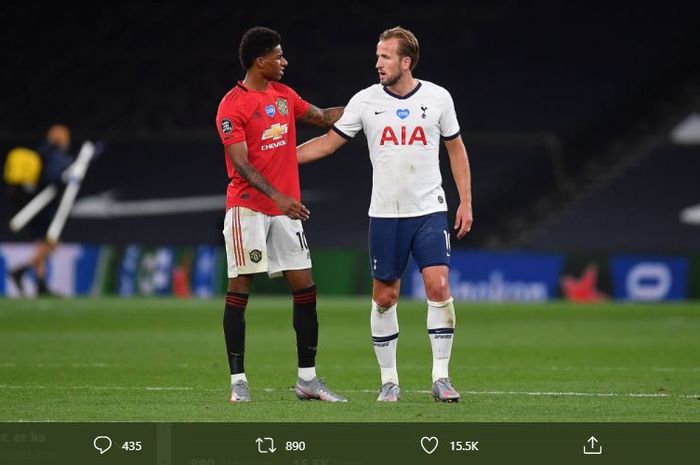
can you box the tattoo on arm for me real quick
[234,159,278,199]
[302,105,345,128]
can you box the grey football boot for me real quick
[230,379,251,403]
[376,382,400,402]
[432,377,460,402]
[294,377,347,402]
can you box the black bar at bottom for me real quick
[0,423,697,465]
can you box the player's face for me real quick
[259,45,288,81]
[376,39,407,87]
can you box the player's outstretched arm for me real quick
[297,130,347,165]
[444,136,473,239]
[227,142,310,220]
[299,104,345,128]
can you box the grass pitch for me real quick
[0,297,698,422]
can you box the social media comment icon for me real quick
[93,436,112,455]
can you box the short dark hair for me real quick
[238,26,282,70]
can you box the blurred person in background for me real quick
[4,124,73,297]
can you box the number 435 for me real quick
[122,441,143,451]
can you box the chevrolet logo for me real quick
[262,123,288,140]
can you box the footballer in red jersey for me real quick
[214,26,346,403]
[216,80,307,216]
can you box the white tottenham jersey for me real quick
[333,80,460,218]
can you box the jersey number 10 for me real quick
[296,231,309,250]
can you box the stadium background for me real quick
[2,2,700,301]
[2,2,700,430]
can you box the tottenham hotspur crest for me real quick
[276,98,288,116]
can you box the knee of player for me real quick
[425,280,450,302]
[373,291,399,309]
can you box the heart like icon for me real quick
[396,108,410,119]
[420,436,439,455]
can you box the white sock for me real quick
[231,373,247,384]
[371,300,399,385]
[427,297,456,382]
[298,367,317,381]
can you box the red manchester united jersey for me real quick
[216,81,309,215]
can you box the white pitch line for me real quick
[145,387,193,391]
[0,385,192,391]
[460,390,700,399]
[1,385,695,399]
[331,388,699,399]
[3,363,699,373]
[548,366,700,373]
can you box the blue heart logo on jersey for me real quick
[396,109,410,119]
[265,104,276,118]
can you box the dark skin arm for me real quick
[227,141,310,220]
[225,104,342,220]
[298,104,344,128]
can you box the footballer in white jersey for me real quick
[297,26,473,403]
[332,80,461,218]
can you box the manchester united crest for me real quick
[249,249,262,263]
[276,98,288,116]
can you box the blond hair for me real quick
[379,26,420,71]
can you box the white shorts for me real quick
[222,206,312,278]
